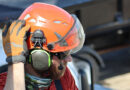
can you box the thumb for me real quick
[20,25,30,38]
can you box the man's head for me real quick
[19,2,85,79]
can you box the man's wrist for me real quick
[6,55,26,64]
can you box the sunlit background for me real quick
[0,30,6,66]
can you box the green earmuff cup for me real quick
[28,49,52,71]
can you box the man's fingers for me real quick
[20,25,30,38]
[9,21,17,35]
[2,21,14,37]
[12,20,25,36]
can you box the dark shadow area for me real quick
[0,64,8,73]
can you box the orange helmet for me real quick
[19,2,85,54]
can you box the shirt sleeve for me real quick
[0,72,7,90]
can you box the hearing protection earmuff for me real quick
[28,49,52,71]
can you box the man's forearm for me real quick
[4,62,25,90]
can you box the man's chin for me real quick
[50,70,65,80]
[49,61,67,80]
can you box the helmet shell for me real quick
[19,3,83,53]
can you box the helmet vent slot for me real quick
[29,19,36,23]
[53,20,61,24]
[24,14,30,20]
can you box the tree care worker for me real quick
[0,2,85,90]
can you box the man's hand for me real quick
[2,20,30,64]
[2,20,30,90]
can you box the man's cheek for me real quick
[52,60,60,68]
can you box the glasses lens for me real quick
[53,50,71,60]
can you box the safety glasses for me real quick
[52,50,71,60]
